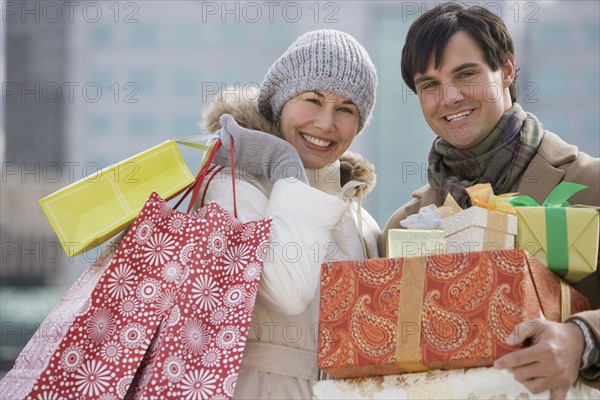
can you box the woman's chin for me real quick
[302,157,333,170]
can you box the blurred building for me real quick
[516,0,599,153]
[1,7,69,372]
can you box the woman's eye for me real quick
[338,107,354,114]
[306,98,321,105]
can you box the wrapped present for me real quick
[443,206,517,253]
[440,184,518,253]
[511,182,599,283]
[39,138,215,256]
[386,229,446,258]
[317,249,593,379]
[313,367,600,399]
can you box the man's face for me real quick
[413,30,515,149]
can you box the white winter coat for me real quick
[196,89,380,399]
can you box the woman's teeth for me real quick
[302,134,331,148]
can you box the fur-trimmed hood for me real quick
[200,87,376,195]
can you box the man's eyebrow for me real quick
[415,75,434,86]
[415,62,482,86]
[452,62,480,74]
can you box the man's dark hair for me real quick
[401,2,519,102]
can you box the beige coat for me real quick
[570,310,600,385]
[381,130,600,388]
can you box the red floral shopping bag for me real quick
[126,200,272,399]
[0,236,122,400]
[1,139,274,400]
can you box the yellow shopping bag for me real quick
[39,137,216,256]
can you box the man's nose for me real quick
[442,83,464,104]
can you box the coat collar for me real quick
[515,131,575,204]
[306,160,342,195]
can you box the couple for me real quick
[200,3,599,399]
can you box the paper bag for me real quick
[39,140,198,256]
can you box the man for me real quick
[382,2,599,397]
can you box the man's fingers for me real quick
[521,376,552,395]
[510,360,548,382]
[494,343,539,369]
[506,319,543,346]
[550,387,570,400]
[501,364,568,398]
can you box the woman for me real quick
[198,29,380,399]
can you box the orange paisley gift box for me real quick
[317,249,593,379]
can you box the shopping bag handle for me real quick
[176,133,219,150]
[200,164,225,208]
[173,137,238,219]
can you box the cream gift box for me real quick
[313,367,599,399]
[386,229,446,258]
[442,206,518,253]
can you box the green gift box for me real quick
[512,182,599,283]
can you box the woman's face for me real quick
[279,90,360,169]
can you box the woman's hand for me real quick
[214,114,307,183]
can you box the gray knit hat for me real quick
[258,29,377,133]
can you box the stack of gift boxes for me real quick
[314,183,599,399]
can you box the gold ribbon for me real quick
[437,193,462,218]
[559,280,571,322]
[437,183,517,219]
[396,256,429,372]
[484,211,509,249]
[466,183,517,215]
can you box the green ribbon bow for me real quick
[509,182,588,278]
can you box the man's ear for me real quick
[501,53,516,88]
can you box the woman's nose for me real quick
[313,111,335,132]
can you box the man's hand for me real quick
[494,318,585,400]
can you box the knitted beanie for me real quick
[258,29,377,133]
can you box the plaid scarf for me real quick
[428,103,544,208]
